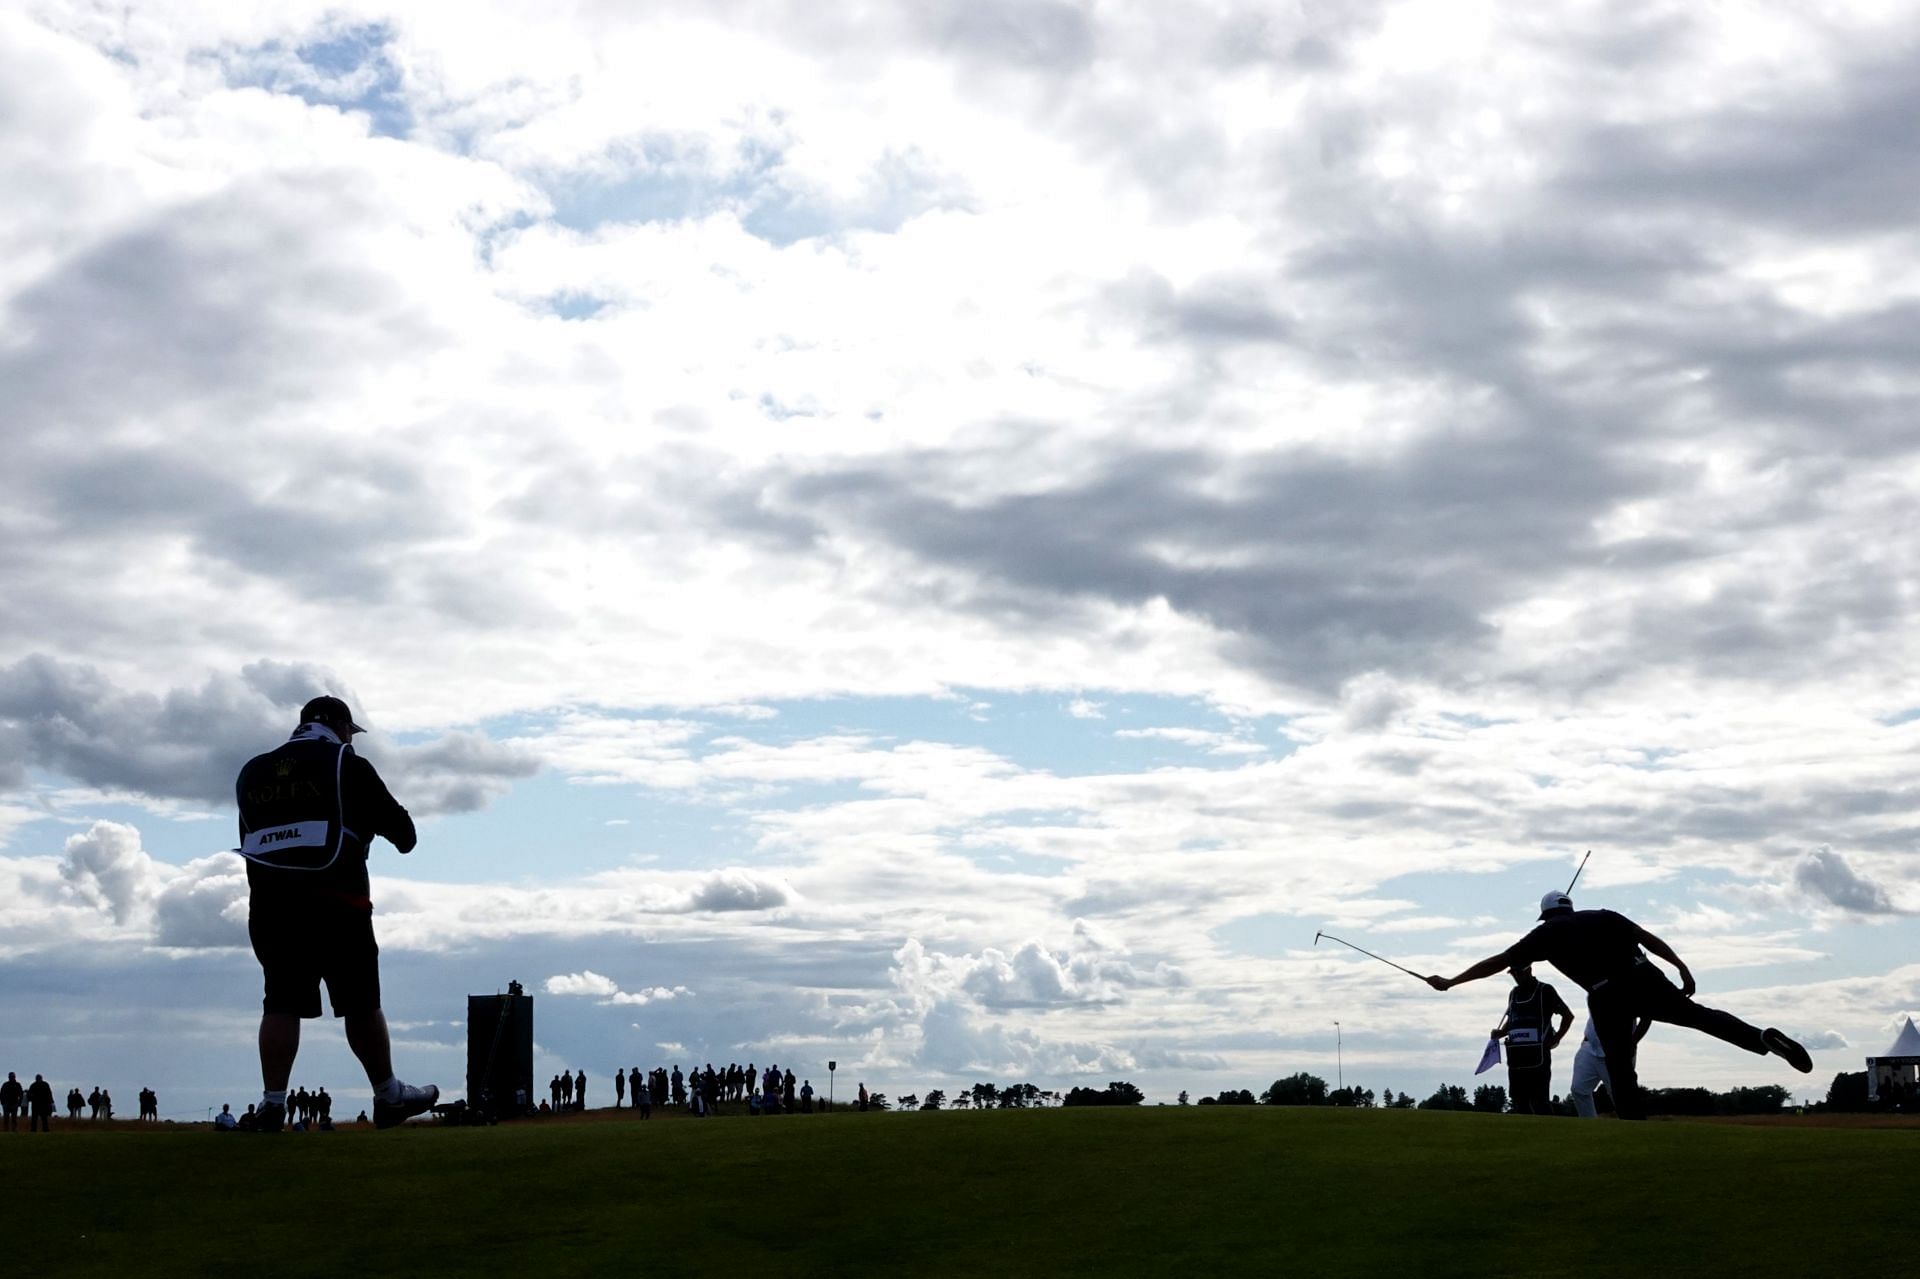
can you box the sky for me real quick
[4,0,1919,1119]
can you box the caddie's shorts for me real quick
[249,899,381,1019]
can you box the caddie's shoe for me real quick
[1761,1028,1812,1073]
[374,1082,439,1129]
[256,1101,285,1133]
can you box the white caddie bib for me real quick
[241,821,332,857]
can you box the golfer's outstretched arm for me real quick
[1426,953,1511,991]
[1634,926,1696,995]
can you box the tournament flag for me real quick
[1475,1037,1501,1075]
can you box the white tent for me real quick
[1864,1017,1920,1101]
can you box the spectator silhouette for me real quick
[28,1075,55,1132]
[614,1068,625,1108]
[574,1069,586,1111]
[1,1072,21,1131]
[215,1104,238,1130]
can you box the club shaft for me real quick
[1315,933,1423,978]
[1567,849,1591,895]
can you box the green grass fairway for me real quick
[4,1107,1911,1277]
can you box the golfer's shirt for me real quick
[1504,910,1645,993]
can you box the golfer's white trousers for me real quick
[1570,1043,1613,1119]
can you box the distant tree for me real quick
[1262,1073,1329,1106]
[1640,1087,1716,1116]
[1472,1085,1507,1114]
[1386,1090,1416,1110]
[868,1093,890,1111]
[971,1083,997,1111]
[1825,1071,1869,1113]
[1198,1089,1256,1106]
[1177,1090,1190,1106]
[1722,1085,1790,1115]
[897,1094,918,1112]
[996,1083,1040,1109]
[1328,1086,1375,1108]
[922,1089,946,1111]
[1062,1082,1146,1107]
[951,1092,971,1111]
[1417,1084,1471,1111]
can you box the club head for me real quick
[1313,931,1323,945]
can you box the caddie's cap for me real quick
[299,695,366,734]
[1538,890,1574,919]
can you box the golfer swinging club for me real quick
[235,696,439,1131]
[1425,890,1812,1120]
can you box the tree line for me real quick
[856,1073,1805,1116]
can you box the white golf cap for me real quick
[1538,890,1574,919]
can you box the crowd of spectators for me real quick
[1,1073,170,1130]
[523,1060,830,1119]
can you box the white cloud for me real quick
[1113,727,1265,755]
[607,985,692,1007]
[59,821,159,924]
[544,970,620,998]
[545,970,691,1007]
[687,869,791,913]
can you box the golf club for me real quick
[1567,849,1591,896]
[1313,931,1426,980]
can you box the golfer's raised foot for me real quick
[255,1101,285,1133]
[1761,1028,1812,1073]
[374,1082,439,1129]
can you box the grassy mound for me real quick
[3,1106,1910,1277]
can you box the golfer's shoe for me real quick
[255,1101,285,1134]
[1761,1028,1813,1073]
[374,1082,439,1129]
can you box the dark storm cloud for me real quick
[0,657,326,805]
[770,422,1656,694]
[1795,848,1907,916]
[918,0,1096,71]
[0,173,438,430]
[1554,43,1920,238]
[0,171,468,627]
[0,657,539,817]
[372,731,541,817]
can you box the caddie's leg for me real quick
[345,1010,395,1086]
[259,1013,301,1091]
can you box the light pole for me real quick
[828,1060,836,1112]
[1335,1021,1343,1095]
